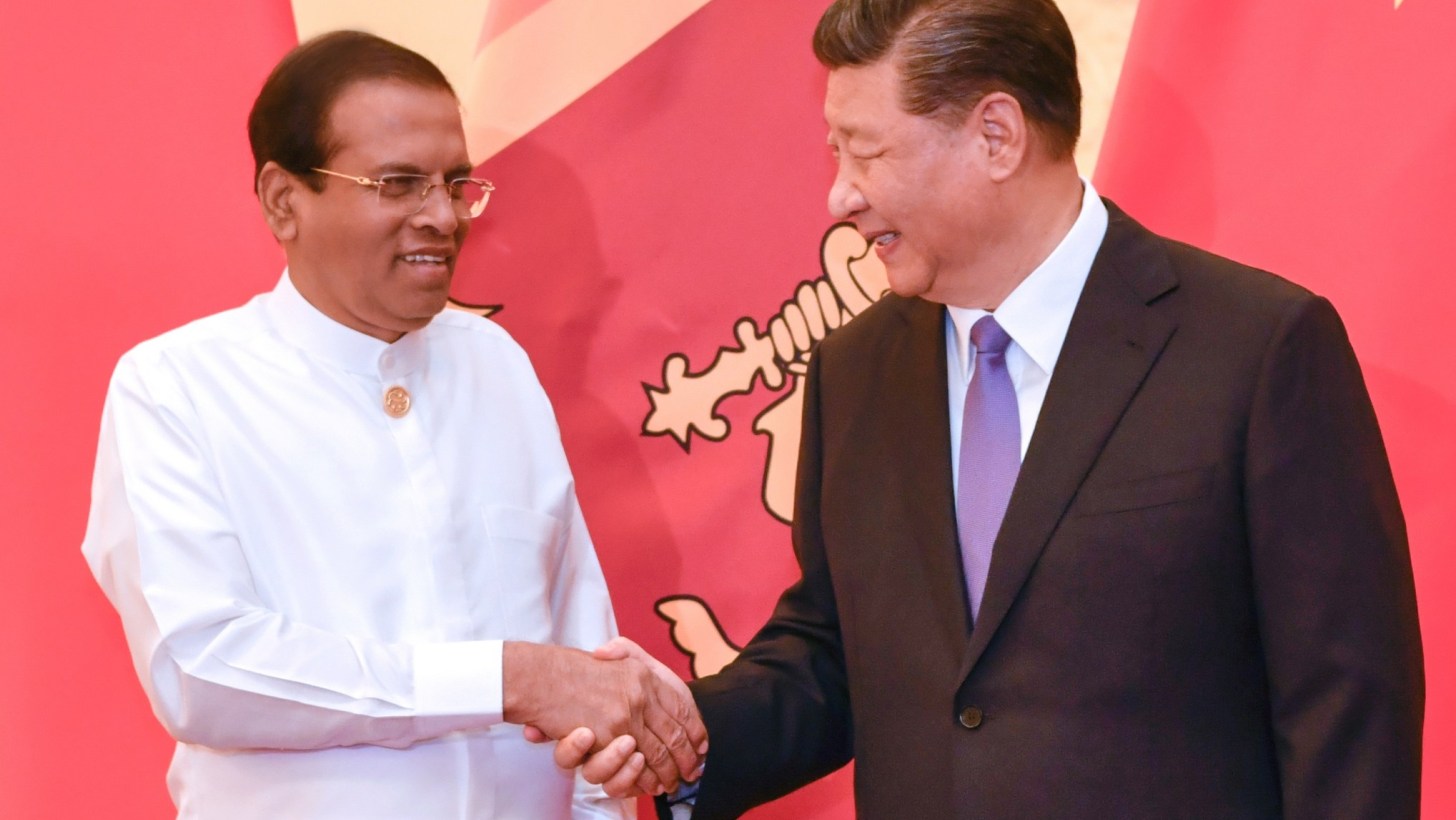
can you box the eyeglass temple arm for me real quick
[311,168,378,187]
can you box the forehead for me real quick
[325,79,468,170]
[824,59,903,136]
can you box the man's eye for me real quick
[378,176,425,198]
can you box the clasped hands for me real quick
[504,638,704,797]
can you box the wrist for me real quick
[501,640,540,724]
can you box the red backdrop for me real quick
[1,1,297,816]
[2,1,1449,817]
[1096,1,1455,813]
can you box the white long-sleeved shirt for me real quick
[82,271,630,819]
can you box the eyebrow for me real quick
[374,162,426,176]
[372,162,477,178]
[827,121,869,142]
[827,128,879,152]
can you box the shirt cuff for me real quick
[665,778,699,817]
[414,639,502,719]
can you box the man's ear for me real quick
[257,161,301,242]
[967,91,1028,183]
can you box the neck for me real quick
[942,162,1084,310]
[286,262,406,344]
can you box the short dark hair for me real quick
[813,0,1081,158]
[247,30,455,192]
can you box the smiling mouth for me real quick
[401,254,448,264]
[862,230,900,251]
[860,226,900,246]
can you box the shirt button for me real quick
[958,706,984,729]
[383,386,411,418]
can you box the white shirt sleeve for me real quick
[82,355,502,752]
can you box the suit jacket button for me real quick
[958,706,984,729]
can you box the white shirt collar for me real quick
[264,270,428,376]
[945,178,1108,377]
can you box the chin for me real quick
[404,310,440,330]
[886,273,932,300]
[411,290,451,318]
[385,305,441,336]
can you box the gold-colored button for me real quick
[383,386,412,418]
[958,706,983,729]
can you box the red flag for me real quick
[459,0,860,815]
[0,1,297,817]
[1096,1,1456,815]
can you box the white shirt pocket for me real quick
[482,505,565,641]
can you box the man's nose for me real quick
[411,184,461,233]
[827,174,866,220]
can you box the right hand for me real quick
[535,637,703,798]
[503,641,706,792]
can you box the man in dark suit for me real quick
[557,0,1424,816]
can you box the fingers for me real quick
[631,713,685,793]
[579,735,648,798]
[680,699,709,762]
[600,752,648,798]
[636,674,706,784]
[641,712,697,784]
[632,645,710,763]
[551,727,597,769]
[602,638,709,781]
[535,637,706,790]
[522,724,549,744]
[632,765,665,799]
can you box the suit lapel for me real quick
[879,295,975,653]
[960,203,1180,677]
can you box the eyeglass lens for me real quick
[377,176,491,218]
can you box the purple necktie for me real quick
[957,315,1021,624]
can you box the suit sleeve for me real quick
[1244,295,1424,819]
[685,352,854,819]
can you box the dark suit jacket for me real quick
[682,202,1424,819]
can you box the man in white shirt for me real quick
[81,31,703,819]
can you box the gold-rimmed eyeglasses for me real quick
[311,167,495,219]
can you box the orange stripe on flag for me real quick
[462,0,713,163]
[477,0,554,48]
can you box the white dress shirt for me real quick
[946,180,1108,490]
[82,272,631,819]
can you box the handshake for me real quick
[504,637,706,798]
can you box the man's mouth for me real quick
[863,230,900,252]
[401,254,449,264]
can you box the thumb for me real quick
[591,635,642,661]
[552,727,597,769]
